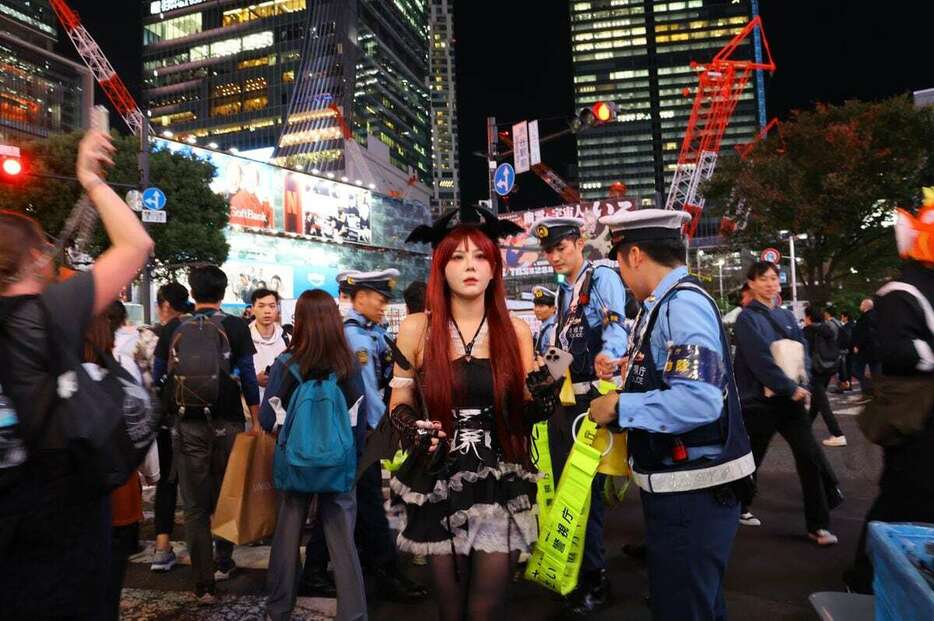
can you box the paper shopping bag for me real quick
[212,432,279,545]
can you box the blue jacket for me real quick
[733,300,811,404]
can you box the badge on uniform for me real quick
[356,349,369,365]
[602,311,621,327]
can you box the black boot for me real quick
[370,564,429,602]
[564,569,611,616]
[298,567,337,598]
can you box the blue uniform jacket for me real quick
[535,313,557,356]
[557,261,629,360]
[733,300,811,404]
[617,267,724,460]
[344,309,389,429]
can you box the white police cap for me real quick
[341,269,401,297]
[599,209,690,254]
[531,285,557,305]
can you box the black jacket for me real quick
[852,309,879,362]
[876,261,934,377]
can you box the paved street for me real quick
[121,390,880,620]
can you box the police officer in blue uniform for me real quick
[300,269,428,602]
[532,285,557,356]
[589,209,756,621]
[531,216,628,615]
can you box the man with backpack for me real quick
[153,265,260,604]
[804,306,847,447]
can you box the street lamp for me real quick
[779,231,808,310]
[717,259,725,306]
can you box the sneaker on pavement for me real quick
[808,529,839,546]
[822,435,847,447]
[214,560,237,582]
[150,548,177,572]
[739,512,761,527]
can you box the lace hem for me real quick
[395,501,539,556]
[389,462,540,506]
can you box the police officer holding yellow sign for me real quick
[589,209,755,621]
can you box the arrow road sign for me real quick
[142,186,166,210]
[494,163,515,196]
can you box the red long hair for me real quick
[422,226,527,462]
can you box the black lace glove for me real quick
[389,403,437,451]
[524,365,560,425]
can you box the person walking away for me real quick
[0,131,154,620]
[851,298,881,401]
[531,285,558,356]
[153,265,260,603]
[803,306,847,446]
[250,288,289,403]
[300,270,428,602]
[389,204,560,621]
[529,216,629,616]
[845,195,934,593]
[589,209,755,621]
[732,261,838,545]
[839,311,855,390]
[143,282,192,572]
[262,290,369,621]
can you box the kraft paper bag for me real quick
[212,432,279,545]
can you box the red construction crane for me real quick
[49,0,148,136]
[720,116,783,235]
[665,16,776,237]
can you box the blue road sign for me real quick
[142,187,167,211]
[494,163,515,196]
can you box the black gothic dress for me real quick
[389,357,540,556]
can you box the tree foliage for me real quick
[0,132,229,278]
[705,96,934,303]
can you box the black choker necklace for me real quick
[452,312,487,362]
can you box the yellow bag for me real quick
[592,379,630,476]
[212,432,279,545]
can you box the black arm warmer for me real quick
[524,365,559,425]
[389,402,435,450]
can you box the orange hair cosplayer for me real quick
[895,187,934,264]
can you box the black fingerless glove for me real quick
[524,365,560,425]
[389,403,437,451]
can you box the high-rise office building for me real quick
[428,0,459,215]
[0,0,91,141]
[141,0,432,199]
[570,0,765,216]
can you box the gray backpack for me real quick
[166,313,231,417]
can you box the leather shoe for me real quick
[370,564,429,602]
[827,486,845,511]
[297,568,337,598]
[564,570,611,616]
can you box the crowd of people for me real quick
[0,130,932,621]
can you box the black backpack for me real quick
[813,323,841,374]
[165,312,232,417]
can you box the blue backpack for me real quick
[273,360,356,494]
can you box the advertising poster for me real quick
[154,138,372,243]
[499,200,635,278]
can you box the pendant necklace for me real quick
[452,312,487,362]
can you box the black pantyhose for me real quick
[428,551,518,621]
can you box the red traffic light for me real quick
[0,144,24,180]
[592,101,614,123]
[576,101,618,130]
[2,157,22,176]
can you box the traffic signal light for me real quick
[575,101,618,130]
[0,145,24,181]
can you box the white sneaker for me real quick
[822,436,847,447]
[739,512,761,527]
[808,529,839,546]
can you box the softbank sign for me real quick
[150,0,207,15]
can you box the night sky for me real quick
[59,0,934,210]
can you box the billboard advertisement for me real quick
[154,138,373,244]
[499,200,635,277]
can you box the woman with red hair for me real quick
[388,207,559,620]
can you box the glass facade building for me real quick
[570,0,765,217]
[0,0,91,141]
[141,0,432,189]
[428,0,459,214]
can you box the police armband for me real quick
[389,402,436,450]
[662,344,725,387]
[525,365,560,424]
